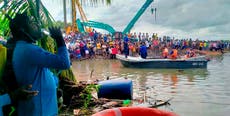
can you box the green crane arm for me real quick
[123,0,154,34]
[76,19,85,33]
[76,19,116,34]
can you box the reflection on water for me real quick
[72,53,230,116]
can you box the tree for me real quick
[0,0,112,82]
[0,0,55,36]
[0,0,76,82]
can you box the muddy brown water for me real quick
[71,53,230,116]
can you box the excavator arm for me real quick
[77,19,116,34]
[75,0,153,35]
[123,0,154,34]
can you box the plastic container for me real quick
[98,79,133,100]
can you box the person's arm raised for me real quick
[49,26,66,48]
[22,26,71,69]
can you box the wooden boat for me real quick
[116,54,208,69]
[92,107,178,116]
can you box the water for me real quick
[71,53,230,116]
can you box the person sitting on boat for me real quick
[139,42,148,59]
[162,46,169,58]
[189,49,196,57]
[184,48,191,59]
[170,47,178,59]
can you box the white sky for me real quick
[41,0,230,40]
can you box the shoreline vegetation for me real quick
[58,77,174,116]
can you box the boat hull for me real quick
[117,54,208,69]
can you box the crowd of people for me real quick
[64,31,230,60]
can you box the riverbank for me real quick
[69,54,230,116]
[58,77,173,116]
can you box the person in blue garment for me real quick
[9,13,71,116]
[0,85,38,116]
[139,42,148,59]
[123,35,129,58]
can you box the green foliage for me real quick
[0,0,55,37]
[80,84,100,109]
[54,21,65,29]
[38,36,56,53]
[59,68,76,82]
[0,0,76,82]
[53,21,72,28]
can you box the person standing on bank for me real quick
[10,13,71,116]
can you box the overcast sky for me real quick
[42,0,230,40]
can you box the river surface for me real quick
[72,53,230,116]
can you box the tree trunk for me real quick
[63,0,67,29]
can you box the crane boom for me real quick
[123,0,154,34]
[76,19,116,34]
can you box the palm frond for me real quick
[40,2,55,27]
[0,0,114,82]
[0,0,56,36]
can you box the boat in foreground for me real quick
[116,54,208,69]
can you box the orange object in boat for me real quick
[92,107,178,116]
